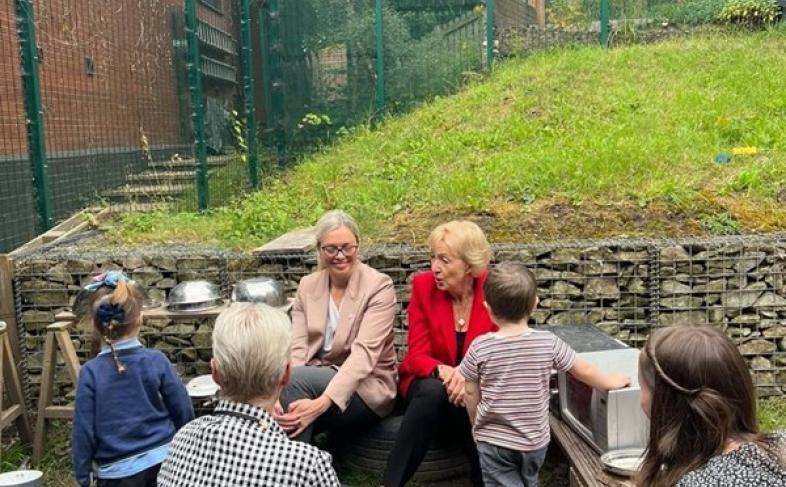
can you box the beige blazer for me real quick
[291,262,398,417]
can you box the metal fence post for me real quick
[260,0,286,161]
[240,0,258,189]
[374,0,385,119]
[600,0,610,47]
[16,0,51,232]
[184,0,209,210]
[485,0,495,68]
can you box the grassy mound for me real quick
[115,26,786,249]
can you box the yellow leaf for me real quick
[731,146,758,156]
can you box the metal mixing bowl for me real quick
[167,280,223,312]
[231,277,285,306]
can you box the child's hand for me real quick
[606,373,631,390]
[445,372,465,406]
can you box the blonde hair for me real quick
[212,303,292,402]
[91,279,145,374]
[428,220,492,276]
[314,210,361,270]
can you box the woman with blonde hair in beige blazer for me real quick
[276,210,398,444]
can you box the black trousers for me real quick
[382,377,483,487]
[97,463,160,487]
[280,365,381,444]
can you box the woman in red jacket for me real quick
[382,221,495,487]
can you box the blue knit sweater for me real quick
[71,339,194,487]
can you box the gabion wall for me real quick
[12,234,786,405]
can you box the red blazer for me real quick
[398,270,497,397]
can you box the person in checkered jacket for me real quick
[158,303,341,487]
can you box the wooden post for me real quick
[536,0,546,29]
[0,255,21,362]
[0,322,33,446]
[33,321,80,465]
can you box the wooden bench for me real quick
[549,413,635,487]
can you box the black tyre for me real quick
[343,415,470,483]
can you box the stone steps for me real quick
[147,154,235,171]
[126,171,207,183]
[105,201,176,213]
[107,155,234,209]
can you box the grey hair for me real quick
[212,303,291,402]
[314,210,361,246]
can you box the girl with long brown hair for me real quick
[637,326,786,486]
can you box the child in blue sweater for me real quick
[72,271,194,487]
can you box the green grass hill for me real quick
[115,26,786,249]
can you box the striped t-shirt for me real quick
[458,329,577,452]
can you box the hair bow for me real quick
[97,302,126,328]
[84,271,129,291]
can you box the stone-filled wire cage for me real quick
[10,233,786,409]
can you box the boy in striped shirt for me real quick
[457,262,630,487]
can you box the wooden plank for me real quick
[143,303,229,320]
[33,331,57,465]
[54,330,80,386]
[0,256,20,361]
[46,321,73,332]
[252,226,316,256]
[0,405,22,429]
[549,414,634,487]
[1,326,31,443]
[43,405,74,420]
[41,231,66,243]
[9,208,106,257]
[536,0,546,29]
[570,467,587,487]
[55,311,76,322]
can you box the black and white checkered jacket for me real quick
[158,400,341,486]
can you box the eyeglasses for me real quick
[320,244,359,257]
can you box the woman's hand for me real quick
[273,400,300,434]
[444,370,465,406]
[286,395,333,438]
[436,364,455,382]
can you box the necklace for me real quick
[453,293,472,331]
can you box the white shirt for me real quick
[322,297,340,353]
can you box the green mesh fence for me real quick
[1,1,37,252]
[3,0,722,252]
[1,0,251,251]
[31,0,196,216]
[258,0,489,155]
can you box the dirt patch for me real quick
[378,197,720,244]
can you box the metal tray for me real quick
[600,448,645,477]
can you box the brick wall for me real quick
[33,0,188,154]
[0,0,238,158]
[0,1,28,157]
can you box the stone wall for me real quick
[12,235,786,404]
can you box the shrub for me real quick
[649,0,725,25]
[718,0,780,26]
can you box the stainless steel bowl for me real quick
[167,280,223,312]
[231,277,285,306]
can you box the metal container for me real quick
[231,277,285,307]
[600,448,645,477]
[167,280,223,312]
[0,470,43,487]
